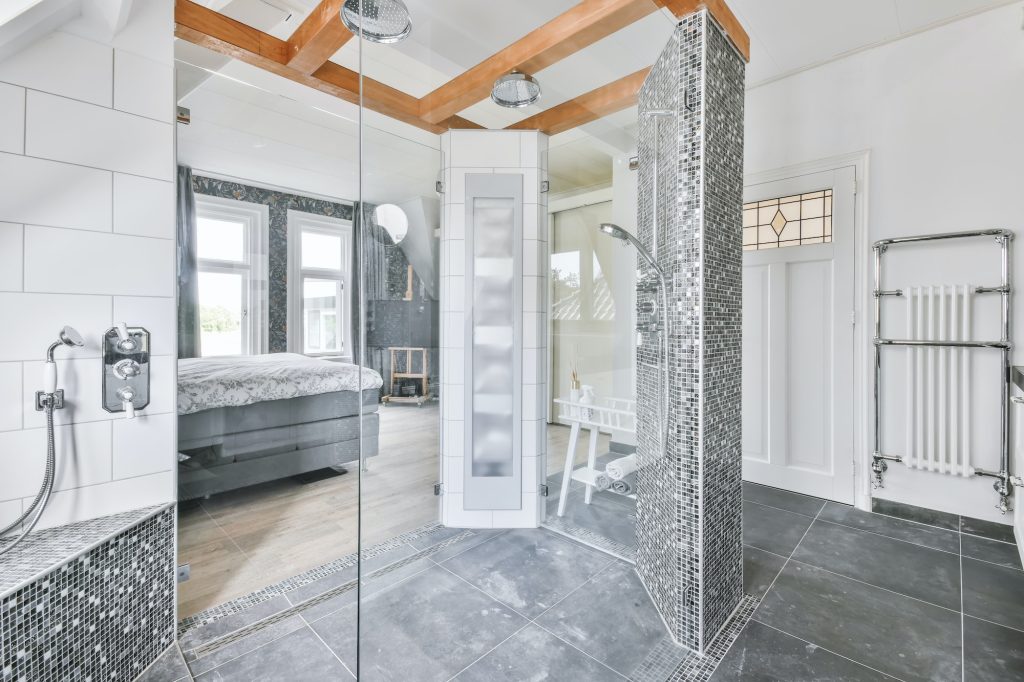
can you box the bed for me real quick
[177,353,383,500]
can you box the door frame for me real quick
[744,151,872,511]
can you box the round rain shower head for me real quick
[340,0,412,44]
[491,72,541,108]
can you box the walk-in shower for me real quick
[0,326,83,555]
[598,223,670,458]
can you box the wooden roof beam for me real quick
[286,0,354,75]
[651,0,749,61]
[418,0,659,126]
[505,67,650,137]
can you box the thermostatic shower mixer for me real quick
[102,323,150,419]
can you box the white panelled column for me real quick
[439,130,549,529]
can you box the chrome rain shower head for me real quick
[47,325,83,362]
[491,71,541,108]
[598,223,664,279]
[340,0,412,44]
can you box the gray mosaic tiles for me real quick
[0,506,176,681]
[634,10,745,653]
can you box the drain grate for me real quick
[187,530,476,660]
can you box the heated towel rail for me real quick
[872,229,1016,513]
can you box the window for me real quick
[287,210,352,358]
[743,189,832,251]
[195,195,268,356]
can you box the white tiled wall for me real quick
[0,2,175,531]
[439,130,549,529]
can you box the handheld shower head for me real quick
[597,224,664,279]
[43,326,84,393]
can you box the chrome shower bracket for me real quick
[34,390,65,411]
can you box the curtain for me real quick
[351,202,389,365]
[177,165,201,359]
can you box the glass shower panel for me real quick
[471,197,516,477]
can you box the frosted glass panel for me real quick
[471,196,515,477]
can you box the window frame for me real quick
[286,209,353,361]
[195,194,269,357]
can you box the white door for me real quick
[742,167,856,503]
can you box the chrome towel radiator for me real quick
[872,229,1016,513]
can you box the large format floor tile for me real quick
[179,596,292,652]
[870,498,959,531]
[442,528,613,618]
[138,645,191,682]
[547,489,636,549]
[743,546,786,599]
[961,516,1016,544]
[755,562,962,681]
[310,564,526,681]
[454,623,624,681]
[792,519,961,610]
[742,500,814,557]
[963,615,1024,681]
[962,557,1024,632]
[742,483,825,517]
[817,501,960,554]
[961,533,1023,570]
[193,626,352,680]
[535,561,667,677]
[710,620,891,681]
[188,615,305,677]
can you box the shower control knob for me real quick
[116,386,136,419]
[115,322,136,351]
[113,359,141,380]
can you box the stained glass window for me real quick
[742,189,832,251]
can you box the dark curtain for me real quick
[177,165,201,358]
[351,202,388,364]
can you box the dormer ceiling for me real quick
[174,0,750,136]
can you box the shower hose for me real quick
[0,394,57,557]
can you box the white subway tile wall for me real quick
[439,130,549,529]
[0,2,175,530]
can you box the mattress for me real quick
[178,353,383,415]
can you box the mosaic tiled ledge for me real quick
[0,503,172,597]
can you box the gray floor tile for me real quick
[535,561,668,677]
[285,542,420,607]
[138,644,191,682]
[179,596,291,652]
[310,564,526,681]
[961,516,1016,544]
[963,615,1024,681]
[194,626,352,680]
[870,498,959,531]
[961,533,1022,571]
[442,528,613,618]
[710,620,892,681]
[817,501,960,554]
[187,615,305,676]
[300,556,435,623]
[547,489,636,550]
[755,561,962,681]
[454,623,624,681]
[426,528,507,563]
[963,557,1024,632]
[404,525,468,551]
[792,520,961,610]
[742,501,813,557]
[743,546,786,599]
[742,482,825,517]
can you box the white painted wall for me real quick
[0,1,176,530]
[744,2,1024,522]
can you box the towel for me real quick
[606,454,637,481]
[594,472,612,491]
[611,473,636,495]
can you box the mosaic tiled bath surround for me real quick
[0,506,176,681]
[634,10,745,653]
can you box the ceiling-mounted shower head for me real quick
[340,0,412,44]
[491,71,542,108]
[597,224,664,279]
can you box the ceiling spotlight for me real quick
[491,71,542,108]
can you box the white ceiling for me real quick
[175,0,1019,199]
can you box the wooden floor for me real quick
[177,404,610,618]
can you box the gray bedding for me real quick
[178,388,380,500]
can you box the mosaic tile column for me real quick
[634,11,745,653]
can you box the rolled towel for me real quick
[594,472,612,491]
[611,473,636,495]
[606,454,637,481]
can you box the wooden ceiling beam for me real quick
[286,0,354,75]
[651,0,749,61]
[174,0,447,133]
[505,67,650,137]
[418,0,659,126]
